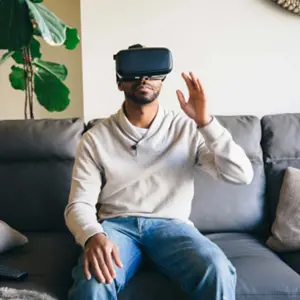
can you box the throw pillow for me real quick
[0,221,28,254]
[267,167,300,252]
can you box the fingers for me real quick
[84,256,92,280]
[91,255,106,283]
[112,246,123,269]
[176,90,197,119]
[84,251,113,284]
[189,72,201,91]
[176,90,186,108]
[197,78,205,95]
[84,236,122,285]
[104,248,116,278]
[96,251,114,284]
[181,72,194,92]
[85,247,121,284]
[182,72,203,93]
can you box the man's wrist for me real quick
[195,115,213,128]
[84,232,106,247]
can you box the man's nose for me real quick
[139,77,150,83]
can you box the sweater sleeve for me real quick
[195,117,254,184]
[64,132,105,248]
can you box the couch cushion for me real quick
[2,233,299,300]
[0,232,80,300]
[0,119,84,232]
[261,114,300,227]
[119,233,300,300]
[280,251,300,276]
[0,119,83,161]
[190,116,268,235]
[209,233,300,300]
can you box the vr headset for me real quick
[113,47,173,82]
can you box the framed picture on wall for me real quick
[272,0,300,15]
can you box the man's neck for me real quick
[124,100,159,129]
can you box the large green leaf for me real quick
[25,0,66,46]
[34,59,67,80]
[64,27,80,50]
[12,37,41,64]
[9,66,26,91]
[33,59,70,112]
[0,51,15,65]
[30,0,43,2]
[0,0,33,50]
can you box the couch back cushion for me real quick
[261,114,300,226]
[0,119,84,232]
[190,116,268,235]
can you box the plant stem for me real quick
[22,49,28,120]
[22,46,35,119]
[27,47,34,119]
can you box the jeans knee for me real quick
[69,276,99,299]
[183,251,236,295]
[69,261,118,300]
[197,252,236,282]
[69,276,117,300]
[200,256,236,297]
[207,251,236,278]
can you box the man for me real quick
[65,44,253,300]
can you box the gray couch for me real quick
[1,114,300,300]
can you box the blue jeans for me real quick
[69,217,236,300]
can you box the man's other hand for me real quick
[84,233,123,284]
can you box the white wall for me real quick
[80,0,300,121]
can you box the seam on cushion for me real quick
[249,158,263,163]
[265,157,300,162]
[0,158,75,163]
[237,293,300,295]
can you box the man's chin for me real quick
[125,90,159,105]
[131,98,154,105]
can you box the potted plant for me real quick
[0,0,80,119]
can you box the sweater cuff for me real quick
[78,223,106,248]
[198,117,226,143]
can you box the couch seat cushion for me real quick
[280,251,300,276]
[0,232,80,300]
[1,232,300,300]
[119,233,300,300]
[209,233,300,300]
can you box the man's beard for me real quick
[125,82,161,105]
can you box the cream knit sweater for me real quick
[65,105,253,247]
